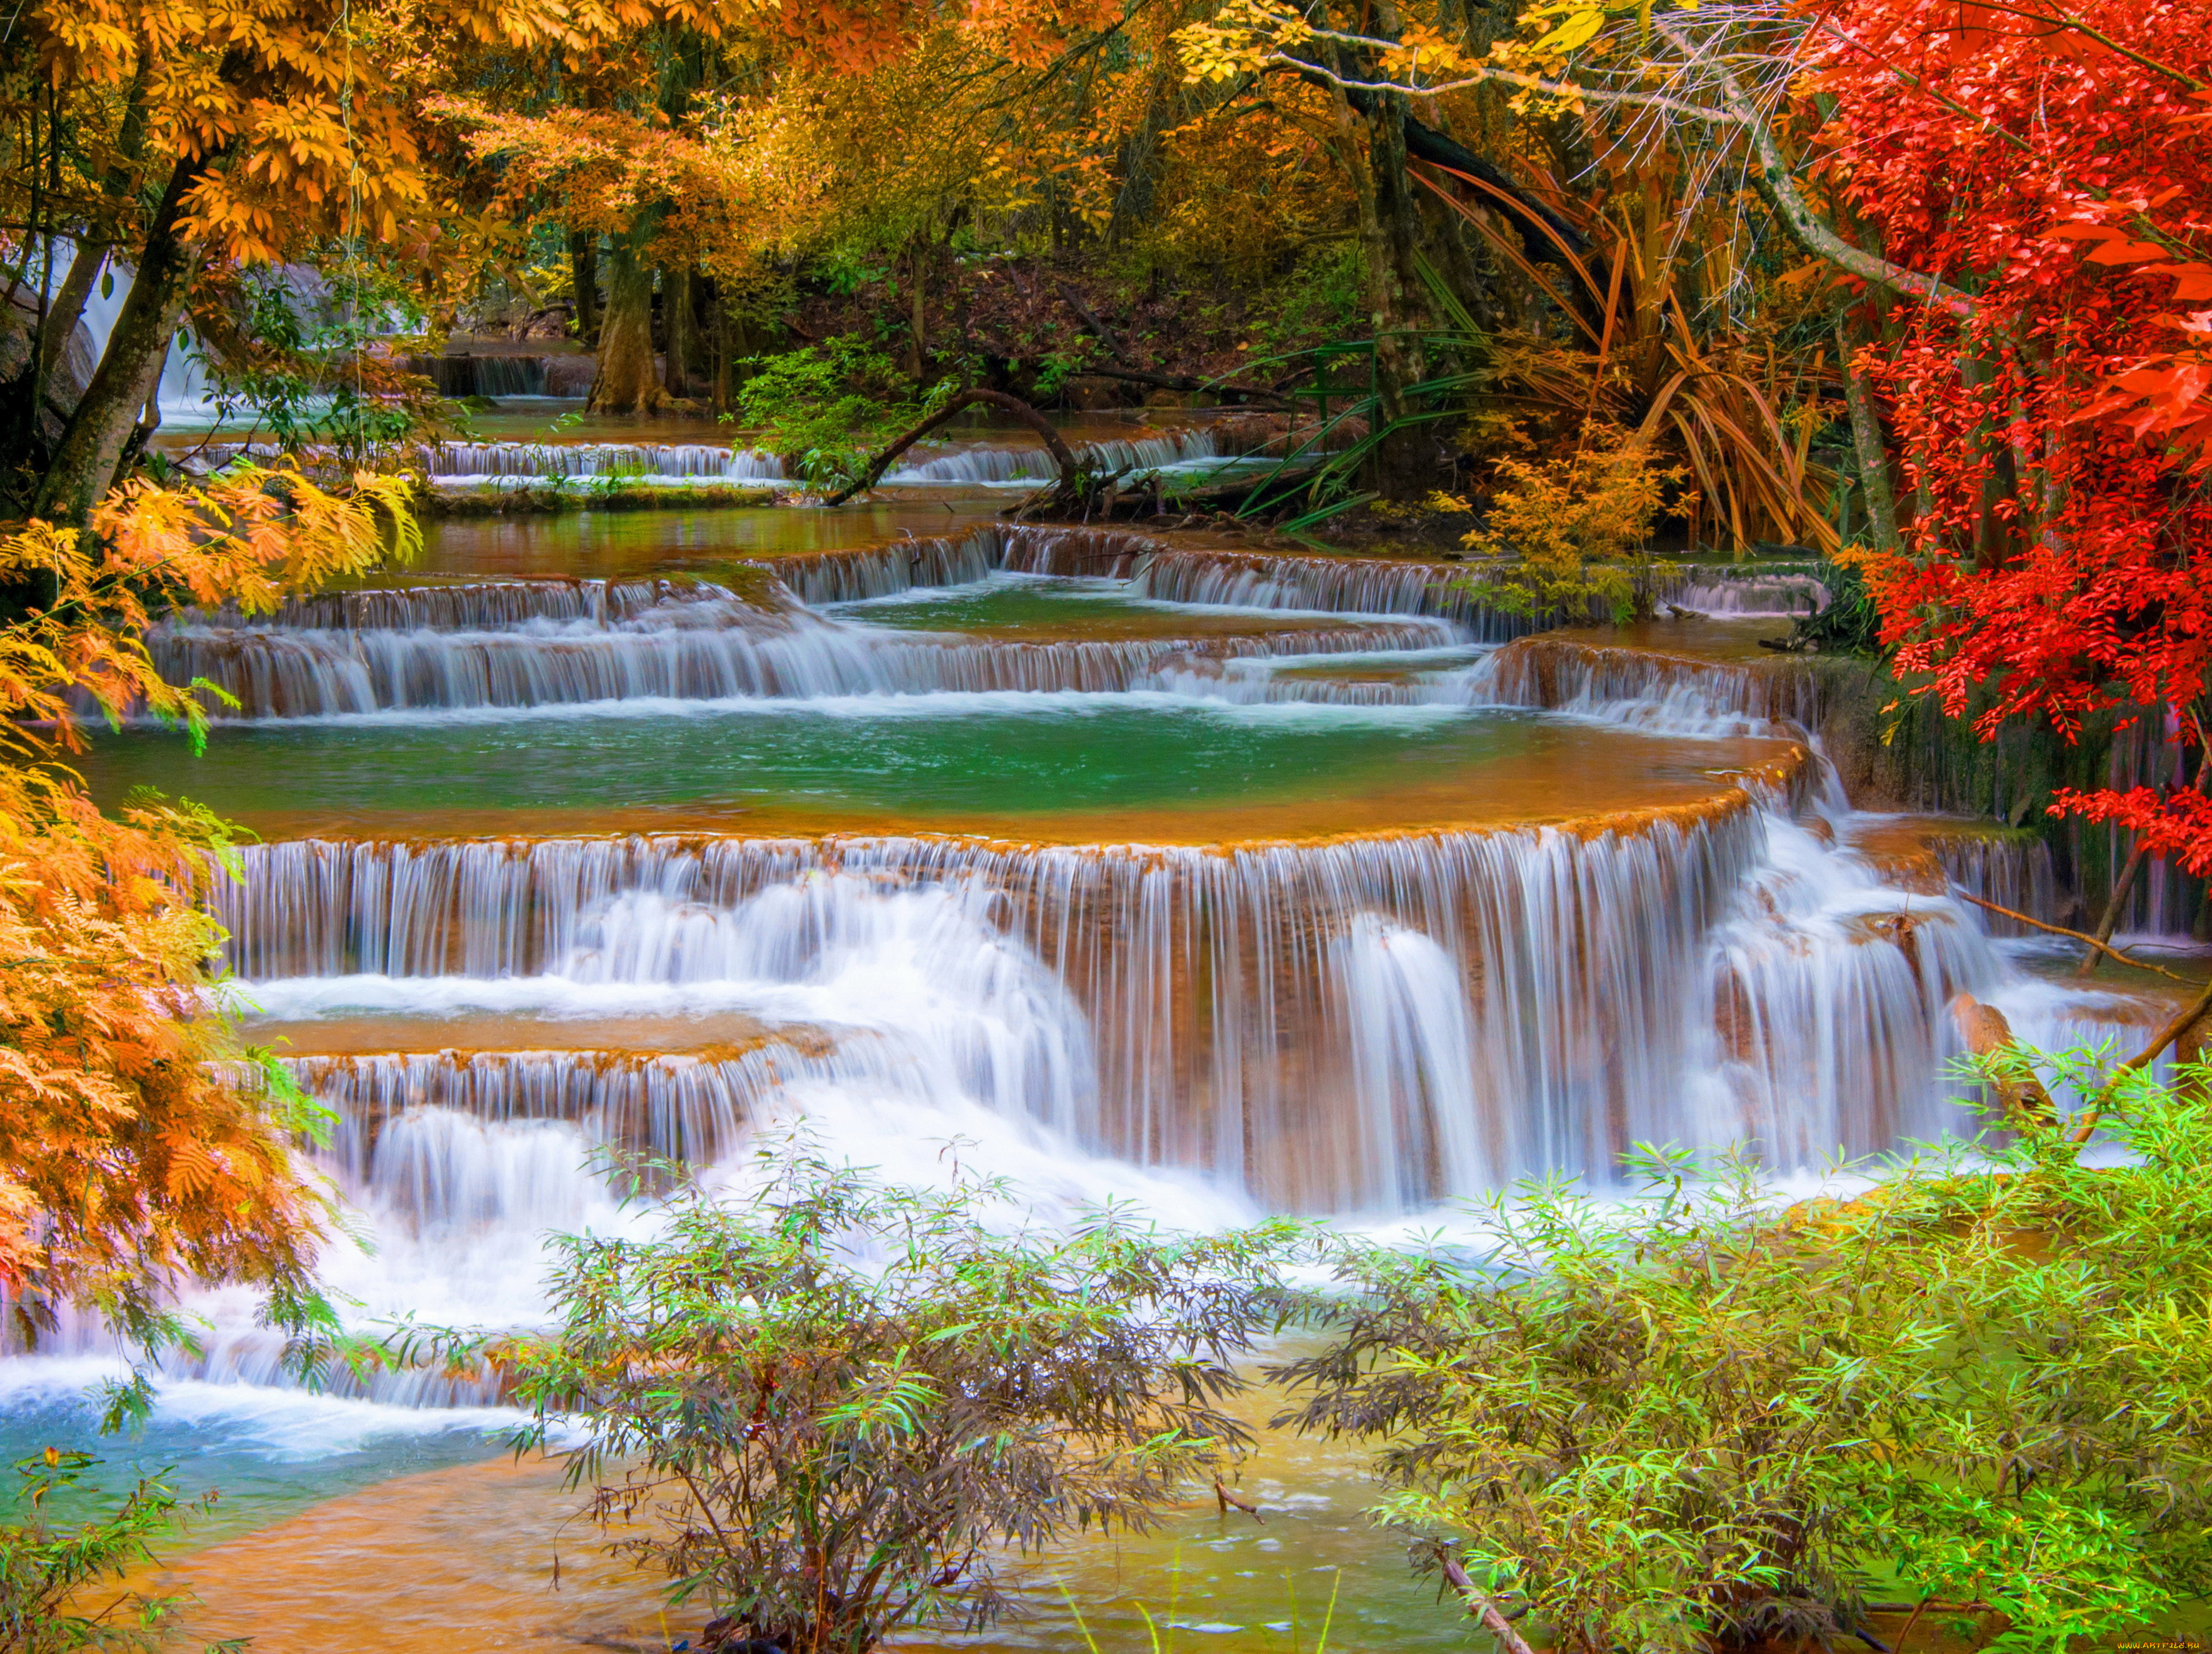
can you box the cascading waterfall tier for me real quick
[147,541,1468,717]
[409,422,1251,489]
[1670,570,1830,617]
[767,532,1762,633]
[213,772,2034,1217]
[37,528,2185,1433]
[422,439,788,483]
[144,531,1840,726]
[295,1040,830,1193]
[400,355,550,398]
[753,526,1547,636]
[1468,635,1828,734]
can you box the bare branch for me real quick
[1653,18,1972,318]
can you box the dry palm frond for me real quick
[1416,159,1838,552]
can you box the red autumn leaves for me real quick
[1815,0,2212,874]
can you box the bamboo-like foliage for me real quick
[513,1144,1299,1654]
[1420,159,1840,555]
[1274,1054,2212,1653]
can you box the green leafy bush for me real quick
[1253,245,1367,355]
[199,269,418,463]
[1277,1054,2212,1654]
[513,1145,1296,1654]
[733,337,947,490]
[0,1449,231,1654]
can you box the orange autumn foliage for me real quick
[0,470,411,1342]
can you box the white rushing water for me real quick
[16,533,2185,1450]
[399,425,1256,490]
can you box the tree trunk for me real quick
[662,264,693,399]
[1835,317,1899,550]
[588,226,669,415]
[2077,838,2150,975]
[569,231,600,341]
[33,153,211,525]
[907,229,930,382]
[709,279,732,416]
[36,59,154,374]
[1344,71,1433,499]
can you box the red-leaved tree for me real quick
[1815,0,2212,877]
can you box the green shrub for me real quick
[0,1449,231,1654]
[1277,1054,2212,1654]
[513,1145,1296,1654]
[732,338,949,490]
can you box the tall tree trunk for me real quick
[1835,317,1899,550]
[588,224,669,415]
[710,282,732,416]
[569,231,600,341]
[33,153,211,525]
[1340,72,1433,499]
[907,229,930,382]
[662,264,693,398]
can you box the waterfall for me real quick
[52,250,314,423]
[148,577,1462,719]
[413,423,1251,490]
[1331,916,1496,1204]
[1130,548,1525,634]
[422,441,787,484]
[878,427,1238,485]
[139,535,1486,719]
[763,527,1541,640]
[1697,817,2000,1161]
[214,796,1871,1213]
[1926,832,2060,935]
[401,356,551,398]
[300,1047,768,1179]
[214,796,2160,1222]
[1670,571,1830,617]
[1466,636,1826,735]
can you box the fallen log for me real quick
[1067,363,1288,406]
[823,389,1078,508]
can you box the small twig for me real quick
[1952,892,2189,982]
[1437,1552,1536,1654]
[1057,287,1127,362]
[2070,974,2212,1141]
[1212,1480,1263,1521]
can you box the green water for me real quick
[832,576,1174,633]
[401,501,1004,579]
[0,1390,508,1552]
[79,702,1734,841]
